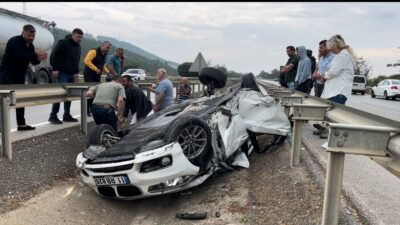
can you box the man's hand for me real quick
[152,105,158,112]
[281,66,288,73]
[52,71,59,78]
[36,49,48,61]
[312,71,321,79]
[117,116,125,127]
[147,86,155,93]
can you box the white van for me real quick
[352,75,367,95]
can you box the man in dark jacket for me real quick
[48,28,83,124]
[121,75,153,125]
[307,49,317,92]
[0,24,48,131]
[83,41,111,116]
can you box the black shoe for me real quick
[63,116,78,122]
[313,129,324,135]
[17,125,35,131]
[87,112,92,117]
[313,123,323,130]
[49,117,63,124]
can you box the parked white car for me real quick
[371,79,400,100]
[122,69,147,80]
[352,75,367,95]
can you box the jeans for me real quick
[50,72,75,119]
[92,105,118,131]
[328,94,347,105]
[287,81,296,90]
[314,83,325,98]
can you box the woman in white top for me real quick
[320,34,356,105]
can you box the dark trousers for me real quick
[84,73,101,114]
[16,108,25,125]
[92,104,118,131]
[328,94,347,105]
[314,83,325,98]
[295,79,311,94]
[0,73,26,126]
[50,72,75,119]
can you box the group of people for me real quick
[280,34,357,138]
[0,24,193,132]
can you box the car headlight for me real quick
[140,155,172,173]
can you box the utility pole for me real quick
[22,2,26,15]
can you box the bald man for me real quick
[147,68,173,112]
[177,77,192,103]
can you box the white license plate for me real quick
[93,175,130,186]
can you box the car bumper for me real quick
[387,91,400,98]
[76,142,200,200]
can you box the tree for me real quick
[354,57,373,79]
[177,62,193,77]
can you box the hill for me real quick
[51,28,178,76]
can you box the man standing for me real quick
[177,77,192,103]
[121,75,153,125]
[294,46,312,94]
[0,24,47,131]
[280,46,300,90]
[48,28,83,124]
[147,68,173,112]
[107,48,124,81]
[86,75,126,131]
[83,41,111,116]
[307,49,317,92]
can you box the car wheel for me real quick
[199,67,228,89]
[241,73,261,92]
[371,90,375,98]
[35,70,49,84]
[361,91,365,95]
[88,124,119,148]
[384,91,389,100]
[25,68,34,84]
[165,115,212,170]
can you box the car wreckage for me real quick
[76,68,291,200]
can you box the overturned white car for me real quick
[76,69,290,200]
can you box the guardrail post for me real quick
[322,152,345,225]
[291,103,330,167]
[80,90,88,135]
[0,91,13,161]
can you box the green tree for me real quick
[354,57,373,79]
[177,62,193,77]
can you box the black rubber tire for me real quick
[88,124,118,148]
[361,91,365,95]
[371,90,375,98]
[25,68,34,84]
[384,91,389,100]
[199,67,227,89]
[165,115,212,170]
[241,73,260,92]
[35,70,49,84]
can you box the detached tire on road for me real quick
[241,73,260,92]
[165,115,212,170]
[88,124,118,148]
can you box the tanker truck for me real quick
[0,7,56,84]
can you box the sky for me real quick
[1,2,400,78]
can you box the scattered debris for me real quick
[175,212,207,220]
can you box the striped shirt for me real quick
[178,83,192,103]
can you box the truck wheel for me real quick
[165,115,212,170]
[25,68,33,84]
[35,70,49,84]
[88,124,119,148]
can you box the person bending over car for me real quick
[86,75,126,131]
[121,75,154,125]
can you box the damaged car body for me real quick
[76,68,291,200]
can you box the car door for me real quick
[382,80,391,96]
[375,81,384,96]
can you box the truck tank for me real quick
[0,7,56,84]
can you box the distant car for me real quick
[352,75,367,95]
[371,79,400,100]
[122,69,147,80]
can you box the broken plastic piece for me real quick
[176,212,208,220]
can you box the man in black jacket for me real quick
[0,24,48,131]
[48,28,83,124]
[121,75,153,125]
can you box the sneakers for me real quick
[313,123,323,130]
[49,117,63,124]
[17,125,35,131]
[320,133,328,139]
[63,116,78,122]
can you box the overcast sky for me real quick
[2,2,400,77]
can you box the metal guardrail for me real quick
[258,80,400,225]
[0,80,205,161]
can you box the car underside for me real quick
[76,70,291,200]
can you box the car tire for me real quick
[361,91,365,95]
[384,91,389,100]
[371,90,375,98]
[88,124,119,148]
[241,73,261,92]
[25,68,34,84]
[35,70,49,84]
[199,67,227,89]
[165,115,212,170]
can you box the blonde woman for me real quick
[320,34,356,105]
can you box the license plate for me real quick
[93,175,130,186]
